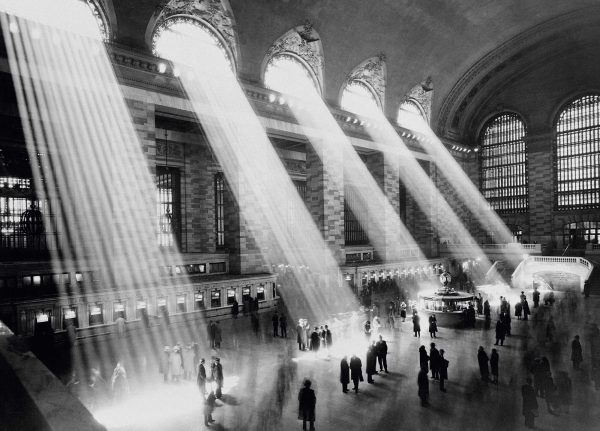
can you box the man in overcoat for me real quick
[298,379,316,431]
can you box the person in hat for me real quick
[160,346,171,383]
[211,357,224,399]
[439,349,449,392]
[170,345,183,383]
[197,358,207,396]
[298,379,316,431]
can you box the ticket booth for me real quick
[194,291,205,310]
[63,307,78,329]
[113,302,126,321]
[88,304,104,326]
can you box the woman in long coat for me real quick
[419,345,430,372]
[340,356,350,393]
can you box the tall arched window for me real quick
[152,17,233,72]
[479,113,528,212]
[555,94,600,210]
[397,100,426,125]
[340,80,381,117]
[264,54,319,98]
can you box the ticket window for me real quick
[176,295,186,313]
[273,283,278,299]
[242,286,251,303]
[157,297,168,317]
[113,302,126,321]
[257,285,265,301]
[210,289,221,308]
[135,300,147,319]
[88,304,104,326]
[194,292,205,310]
[226,288,236,305]
[34,311,53,337]
[63,308,78,329]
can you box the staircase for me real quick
[586,259,600,295]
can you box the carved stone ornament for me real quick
[265,25,324,94]
[346,54,387,109]
[152,0,239,67]
[86,0,110,41]
[403,76,434,124]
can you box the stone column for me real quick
[306,144,345,265]
[364,151,402,261]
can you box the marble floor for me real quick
[52,295,600,431]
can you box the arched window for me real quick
[340,80,380,117]
[264,54,319,98]
[397,100,426,124]
[555,94,600,210]
[479,113,528,212]
[152,17,233,72]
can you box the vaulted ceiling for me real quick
[102,0,600,141]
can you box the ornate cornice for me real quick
[345,54,387,109]
[265,25,324,94]
[437,6,600,141]
[402,77,433,125]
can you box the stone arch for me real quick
[261,23,324,96]
[87,0,117,41]
[146,0,240,70]
[340,54,386,111]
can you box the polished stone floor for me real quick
[55,295,600,431]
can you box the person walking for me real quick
[296,320,305,351]
[429,343,440,380]
[366,343,377,383]
[533,287,540,308]
[211,357,224,399]
[204,390,216,426]
[428,314,438,338]
[522,298,531,321]
[418,367,429,406]
[197,358,207,396]
[349,354,363,393]
[495,319,506,346]
[231,298,239,318]
[272,312,280,337]
[340,356,350,393]
[214,322,222,349]
[439,349,449,392]
[419,345,430,373]
[490,349,499,384]
[571,335,583,370]
[477,346,489,381]
[310,327,321,353]
[280,314,288,338]
[298,379,316,431]
[521,378,538,429]
[413,312,421,337]
[325,325,332,348]
[376,335,388,373]
[484,299,491,329]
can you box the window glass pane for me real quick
[341,81,380,117]
[556,95,600,210]
[264,54,319,98]
[479,113,528,212]
[156,166,181,247]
